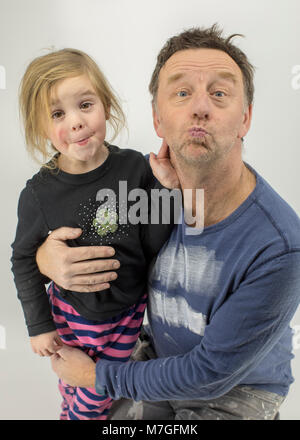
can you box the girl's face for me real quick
[46,74,108,173]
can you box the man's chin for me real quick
[180,142,212,162]
[185,140,209,152]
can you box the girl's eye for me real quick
[51,111,63,119]
[81,102,93,109]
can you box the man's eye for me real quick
[51,111,63,119]
[176,90,188,97]
[214,91,225,97]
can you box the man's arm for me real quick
[95,251,300,400]
[51,251,300,399]
[36,227,120,292]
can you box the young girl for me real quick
[11,48,176,420]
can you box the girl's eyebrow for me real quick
[50,89,97,106]
[75,89,98,98]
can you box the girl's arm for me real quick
[11,185,55,336]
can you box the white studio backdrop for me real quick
[0,0,299,420]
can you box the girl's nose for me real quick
[72,122,83,131]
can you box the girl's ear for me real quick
[105,105,111,121]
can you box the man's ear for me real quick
[152,102,164,138]
[238,103,253,139]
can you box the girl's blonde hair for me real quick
[19,48,126,169]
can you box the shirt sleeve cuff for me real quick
[95,358,125,399]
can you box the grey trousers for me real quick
[107,338,285,420]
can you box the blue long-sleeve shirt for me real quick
[96,164,300,400]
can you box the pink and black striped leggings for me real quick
[48,282,147,420]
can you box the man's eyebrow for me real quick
[166,73,186,85]
[50,89,97,106]
[213,71,238,84]
[166,71,238,87]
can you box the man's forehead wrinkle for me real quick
[167,47,238,64]
[163,49,242,80]
[165,60,239,74]
[165,66,239,86]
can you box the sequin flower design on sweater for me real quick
[93,207,118,237]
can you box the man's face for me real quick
[153,48,252,167]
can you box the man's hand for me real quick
[149,140,180,189]
[51,345,96,388]
[36,227,120,292]
[30,330,63,357]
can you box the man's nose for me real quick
[190,92,211,120]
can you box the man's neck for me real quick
[171,150,256,228]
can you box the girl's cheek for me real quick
[57,128,67,143]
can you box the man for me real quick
[36,25,300,420]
